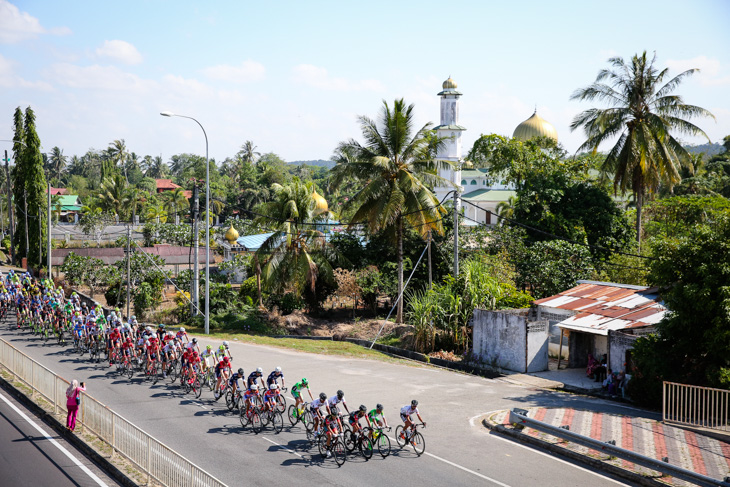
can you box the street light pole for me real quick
[160,111,210,335]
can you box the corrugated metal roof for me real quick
[235,233,275,251]
[535,280,666,335]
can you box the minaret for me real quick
[434,76,466,203]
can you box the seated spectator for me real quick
[617,371,629,398]
[586,353,599,378]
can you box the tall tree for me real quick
[144,155,168,178]
[570,51,714,247]
[12,107,48,268]
[163,187,188,222]
[108,139,130,183]
[331,99,448,323]
[48,146,67,183]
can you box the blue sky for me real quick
[2,0,729,163]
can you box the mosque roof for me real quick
[513,110,558,142]
[461,189,516,202]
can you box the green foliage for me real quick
[643,195,730,239]
[239,276,258,303]
[356,265,384,314]
[516,239,595,299]
[218,253,250,282]
[142,222,196,246]
[133,281,162,319]
[60,252,119,298]
[267,292,305,315]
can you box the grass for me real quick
[185,327,416,365]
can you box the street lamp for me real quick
[160,111,211,335]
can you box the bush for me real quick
[239,276,258,302]
[1,236,10,250]
[133,282,162,319]
[105,281,126,308]
[267,292,304,315]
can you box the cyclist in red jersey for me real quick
[186,351,201,384]
[214,356,232,395]
[107,326,123,366]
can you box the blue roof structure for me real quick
[235,232,275,251]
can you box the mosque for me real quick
[433,76,558,225]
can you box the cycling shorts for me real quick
[400,413,412,423]
[291,389,301,399]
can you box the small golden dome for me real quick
[224,224,239,244]
[442,76,458,90]
[513,110,558,142]
[312,190,328,214]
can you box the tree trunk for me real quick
[635,191,643,251]
[255,255,263,309]
[396,215,404,324]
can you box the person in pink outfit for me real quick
[65,380,86,431]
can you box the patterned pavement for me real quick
[485,407,730,486]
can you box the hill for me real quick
[288,159,335,169]
[684,142,724,157]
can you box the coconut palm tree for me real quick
[163,187,188,222]
[108,139,130,183]
[253,180,336,299]
[98,174,128,220]
[330,98,449,323]
[570,51,714,246]
[145,155,169,178]
[144,203,167,223]
[238,141,260,164]
[48,146,67,182]
[123,187,146,224]
[495,195,517,221]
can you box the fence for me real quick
[663,381,730,433]
[0,338,227,487]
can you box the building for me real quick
[154,179,192,199]
[56,194,82,222]
[433,77,558,225]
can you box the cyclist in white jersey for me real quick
[399,399,426,441]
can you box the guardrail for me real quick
[664,381,730,433]
[508,408,730,487]
[0,338,227,487]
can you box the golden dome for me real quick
[312,190,328,214]
[442,76,458,90]
[512,110,558,142]
[224,224,239,245]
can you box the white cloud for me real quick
[95,40,143,65]
[666,55,729,86]
[0,0,70,44]
[292,64,384,92]
[201,60,265,82]
[0,53,53,90]
[47,63,152,92]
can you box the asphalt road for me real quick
[0,317,644,486]
[0,386,121,487]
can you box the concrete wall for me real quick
[608,331,638,374]
[526,321,549,373]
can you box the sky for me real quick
[1,0,729,164]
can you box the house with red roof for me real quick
[155,179,192,199]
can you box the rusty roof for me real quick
[52,246,212,266]
[534,280,666,335]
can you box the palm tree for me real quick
[238,141,261,164]
[108,139,129,183]
[98,174,128,220]
[163,187,188,222]
[253,180,336,301]
[570,51,714,246]
[123,187,146,224]
[144,203,167,223]
[495,195,517,222]
[48,146,67,182]
[330,98,449,323]
[145,155,169,178]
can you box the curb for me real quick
[0,372,139,487]
[481,412,670,487]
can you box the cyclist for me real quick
[399,400,426,441]
[144,339,160,376]
[368,403,389,432]
[175,326,189,344]
[247,367,264,393]
[310,392,330,435]
[185,337,200,355]
[156,324,166,341]
[266,366,285,390]
[214,356,232,399]
[215,341,232,361]
[290,378,313,417]
[185,351,202,384]
[327,389,350,429]
[229,367,245,397]
[107,326,123,366]
[348,404,371,438]
[323,408,341,458]
[263,383,279,412]
[200,345,215,372]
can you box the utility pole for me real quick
[192,185,200,316]
[126,225,131,319]
[428,229,432,288]
[47,183,51,277]
[4,150,13,266]
[38,199,42,274]
[453,187,460,277]
[23,189,29,270]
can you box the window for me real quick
[470,180,477,185]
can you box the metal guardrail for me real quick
[664,381,730,432]
[0,338,227,487]
[508,408,730,487]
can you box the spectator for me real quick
[65,380,86,432]
[594,354,608,383]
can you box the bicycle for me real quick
[343,423,374,460]
[317,432,346,466]
[239,403,263,433]
[183,372,203,398]
[367,426,391,457]
[287,401,311,428]
[395,422,426,456]
[261,407,284,433]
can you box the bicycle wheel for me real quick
[239,408,249,428]
[276,394,286,413]
[206,370,215,391]
[318,435,328,457]
[127,361,135,379]
[287,405,299,426]
[194,376,203,399]
[359,436,373,460]
[303,410,314,433]
[343,427,356,453]
[411,432,425,456]
[167,362,178,383]
[251,412,262,434]
[272,411,284,433]
[376,431,391,457]
[225,390,234,411]
[395,425,406,447]
[333,438,346,466]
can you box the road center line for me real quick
[0,392,109,487]
[261,436,303,458]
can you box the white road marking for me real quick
[193,400,208,409]
[386,434,512,486]
[261,436,303,457]
[0,392,109,487]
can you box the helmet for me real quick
[167,331,174,337]
[256,367,262,374]
[179,327,185,332]
[223,357,230,363]
[376,403,383,410]
[319,392,327,401]
[219,345,225,351]
[193,351,199,357]
[249,384,257,391]
[411,399,418,407]
[146,326,152,332]
[359,404,367,412]
[222,341,229,347]
[158,323,165,328]
[206,345,212,351]
[337,390,344,399]
[301,378,308,385]
[130,315,136,320]
[237,368,244,376]
[275,366,282,373]
[269,384,277,390]
[192,337,198,344]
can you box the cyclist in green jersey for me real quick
[368,403,389,429]
[291,378,314,416]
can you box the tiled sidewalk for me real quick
[485,407,730,486]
